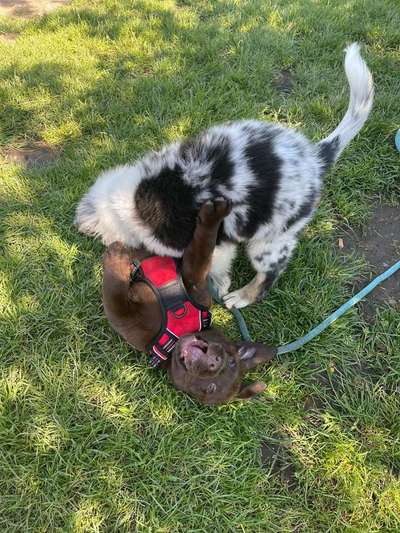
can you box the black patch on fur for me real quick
[254,250,271,263]
[241,135,281,238]
[179,138,198,161]
[216,223,236,245]
[277,255,287,267]
[180,135,234,191]
[286,186,318,229]
[256,254,290,301]
[135,165,198,250]
[208,139,234,191]
[234,211,245,228]
[318,137,339,173]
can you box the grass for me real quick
[0,0,400,530]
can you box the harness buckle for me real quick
[173,305,187,319]
[130,259,143,283]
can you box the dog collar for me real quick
[130,256,212,368]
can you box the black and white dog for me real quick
[75,43,373,309]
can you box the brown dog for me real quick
[102,198,276,404]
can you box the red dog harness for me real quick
[130,256,212,368]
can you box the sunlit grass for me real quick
[0,0,399,531]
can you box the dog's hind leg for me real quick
[223,231,298,309]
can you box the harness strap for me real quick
[130,256,212,367]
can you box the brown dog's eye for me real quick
[206,383,216,394]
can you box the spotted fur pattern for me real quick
[75,43,373,308]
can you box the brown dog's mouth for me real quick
[176,335,225,376]
[179,337,208,369]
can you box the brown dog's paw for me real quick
[106,241,131,255]
[198,197,232,226]
[103,242,133,279]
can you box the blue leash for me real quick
[395,128,400,152]
[209,259,400,355]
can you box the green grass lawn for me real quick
[1,0,400,530]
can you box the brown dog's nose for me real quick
[207,354,222,372]
[206,343,224,373]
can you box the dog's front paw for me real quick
[198,197,232,226]
[103,242,134,280]
[223,287,253,309]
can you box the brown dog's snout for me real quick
[208,354,221,371]
[205,344,224,374]
[176,335,227,377]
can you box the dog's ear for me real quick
[237,342,276,370]
[237,381,266,400]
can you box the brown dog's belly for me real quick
[102,244,163,352]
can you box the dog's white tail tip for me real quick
[318,42,373,165]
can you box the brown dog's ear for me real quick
[237,342,276,371]
[237,381,266,399]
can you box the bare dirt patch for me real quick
[0,0,69,18]
[261,434,298,490]
[4,142,59,168]
[273,68,294,94]
[0,32,19,41]
[339,204,400,321]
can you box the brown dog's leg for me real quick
[102,242,136,315]
[181,198,232,304]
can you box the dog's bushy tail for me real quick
[317,43,374,171]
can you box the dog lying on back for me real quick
[76,44,373,309]
[103,198,276,405]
